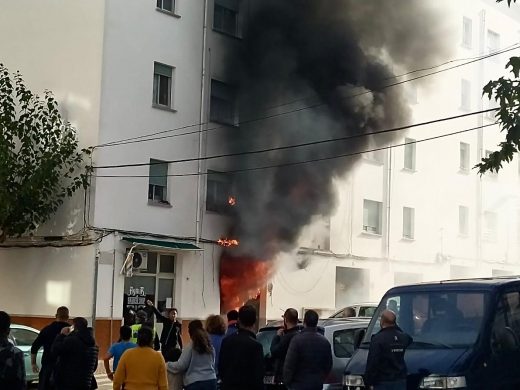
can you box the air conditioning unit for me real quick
[132,252,148,271]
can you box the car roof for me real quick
[386,276,520,295]
[11,323,39,333]
[259,317,370,332]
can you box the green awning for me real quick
[122,237,202,251]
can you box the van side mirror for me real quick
[354,328,366,349]
[492,327,519,353]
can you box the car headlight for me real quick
[343,374,365,387]
[420,375,467,389]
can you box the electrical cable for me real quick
[93,122,497,178]
[92,43,519,149]
[93,108,498,169]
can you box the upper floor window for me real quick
[206,170,233,213]
[363,199,382,235]
[156,0,175,13]
[488,30,500,60]
[214,0,239,37]
[462,17,472,48]
[459,205,469,236]
[460,142,470,172]
[403,207,415,240]
[461,79,471,111]
[153,62,174,109]
[148,159,169,204]
[210,79,238,125]
[483,210,498,241]
[404,138,416,171]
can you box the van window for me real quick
[364,291,488,348]
[333,328,356,358]
[492,291,520,346]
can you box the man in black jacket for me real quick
[0,311,25,390]
[365,310,412,390]
[219,305,265,390]
[146,300,182,361]
[270,308,299,388]
[284,310,332,390]
[51,317,99,390]
[31,306,70,390]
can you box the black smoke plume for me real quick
[219,0,451,258]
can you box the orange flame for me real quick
[228,196,237,206]
[218,238,239,247]
[219,254,273,314]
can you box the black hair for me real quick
[238,305,257,328]
[137,326,154,347]
[304,310,319,327]
[120,325,132,341]
[284,308,299,324]
[0,311,10,335]
[227,309,239,321]
[72,317,88,331]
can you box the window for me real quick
[206,170,233,213]
[404,138,416,170]
[483,211,498,241]
[10,328,38,347]
[460,142,470,171]
[462,17,472,48]
[148,159,169,203]
[153,62,173,108]
[461,79,471,111]
[403,207,415,239]
[459,206,469,236]
[363,199,382,235]
[210,80,237,125]
[214,0,239,36]
[156,0,174,13]
[488,30,500,60]
[333,328,357,358]
[492,291,520,349]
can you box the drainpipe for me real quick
[476,10,486,265]
[109,247,116,344]
[384,148,393,261]
[91,245,100,331]
[195,0,209,245]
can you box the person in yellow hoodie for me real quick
[113,326,168,390]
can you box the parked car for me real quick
[329,303,378,319]
[258,317,369,390]
[343,277,520,389]
[8,324,43,384]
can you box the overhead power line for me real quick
[93,108,498,169]
[93,43,519,149]
[94,122,497,178]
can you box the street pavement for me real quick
[95,372,113,389]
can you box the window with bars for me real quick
[487,30,500,61]
[148,159,169,203]
[363,200,382,235]
[210,80,237,125]
[153,62,173,108]
[214,0,239,37]
[403,207,415,239]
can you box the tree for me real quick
[476,0,520,173]
[0,64,91,242]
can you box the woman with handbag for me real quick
[167,320,217,390]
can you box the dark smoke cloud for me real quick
[221,0,451,259]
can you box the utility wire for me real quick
[94,108,498,169]
[94,122,497,178]
[93,43,519,149]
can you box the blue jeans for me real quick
[373,380,407,390]
[185,379,218,390]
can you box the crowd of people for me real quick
[0,302,412,390]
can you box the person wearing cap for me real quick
[269,308,299,389]
[30,306,70,390]
[130,310,160,350]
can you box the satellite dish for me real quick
[132,252,143,268]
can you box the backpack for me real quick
[0,343,24,389]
